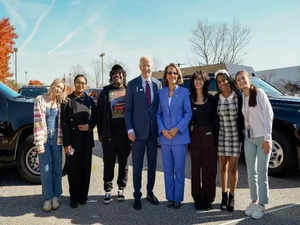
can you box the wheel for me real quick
[268,130,298,176]
[16,135,41,184]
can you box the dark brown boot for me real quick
[220,192,228,210]
[227,193,234,212]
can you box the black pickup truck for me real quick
[0,82,39,183]
[183,74,300,175]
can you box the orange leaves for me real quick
[0,18,18,82]
[28,80,44,86]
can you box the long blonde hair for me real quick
[45,78,67,104]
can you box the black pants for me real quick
[190,127,217,204]
[102,137,131,192]
[67,133,93,203]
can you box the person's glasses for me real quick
[167,72,178,75]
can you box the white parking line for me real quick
[219,203,298,225]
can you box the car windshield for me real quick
[0,82,20,98]
[19,88,48,98]
[251,77,283,96]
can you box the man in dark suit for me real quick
[125,56,162,210]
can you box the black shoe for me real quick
[133,198,142,210]
[167,201,174,208]
[78,200,87,205]
[227,193,234,212]
[220,192,228,210]
[103,192,113,204]
[194,201,201,210]
[146,193,159,205]
[174,202,182,209]
[117,190,125,201]
[70,200,78,208]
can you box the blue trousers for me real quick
[161,144,187,203]
[132,138,157,199]
[39,140,62,201]
[244,137,271,205]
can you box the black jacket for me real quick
[96,84,127,140]
[61,92,97,148]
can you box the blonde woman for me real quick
[33,78,66,212]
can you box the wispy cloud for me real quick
[20,0,56,51]
[48,13,99,55]
[0,0,27,31]
[48,25,82,55]
[70,0,81,7]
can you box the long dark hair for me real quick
[109,64,127,86]
[215,71,241,96]
[235,70,257,107]
[190,70,210,103]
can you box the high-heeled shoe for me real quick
[220,192,228,210]
[227,193,235,212]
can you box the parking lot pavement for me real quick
[1,141,300,225]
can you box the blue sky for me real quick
[1,0,300,86]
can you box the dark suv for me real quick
[18,85,49,98]
[183,74,300,175]
[0,82,39,183]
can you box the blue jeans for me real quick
[244,137,271,205]
[39,139,62,201]
[161,144,187,203]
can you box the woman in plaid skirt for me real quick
[214,69,244,212]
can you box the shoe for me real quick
[245,202,257,216]
[194,201,201,210]
[167,201,174,208]
[227,193,235,212]
[251,204,265,219]
[78,200,87,205]
[70,200,78,208]
[117,190,125,201]
[174,202,182,209]
[103,192,113,204]
[133,198,142,210]
[52,197,60,210]
[146,193,159,205]
[220,192,228,210]
[43,200,52,212]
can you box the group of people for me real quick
[33,56,273,220]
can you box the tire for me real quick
[268,129,298,176]
[16,135,41,184]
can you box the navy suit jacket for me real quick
[125,76,162,140]
[157,86,192,145]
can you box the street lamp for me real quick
[100,53,105,87]
[25,71,28,84]
[14,48,18,84]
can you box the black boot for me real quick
[227,193,234,212]
[220,192,228,210]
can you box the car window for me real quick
[19,87,48,98]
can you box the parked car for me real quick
[182,73,300,176]
[0,82,40,183]
[85,88,102,105]
[18,85,49,98]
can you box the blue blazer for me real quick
[125,76,162,140]
[157,86,192,145]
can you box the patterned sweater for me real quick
[33,95,63,153]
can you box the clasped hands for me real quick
[162,127,179,139]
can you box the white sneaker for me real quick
[245,202,257,216]
[117,190,125,201]
[103,192,113,204]
[251,204,265,219]
[52,197,60,210]
[43,200,52,212]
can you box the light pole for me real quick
[14,48,18,84]
[25,71,28,84]
[100,53,105,87]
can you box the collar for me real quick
[219,91,235,102]
[141,75,151,83]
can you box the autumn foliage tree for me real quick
[0,18,18,83]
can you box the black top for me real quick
[190,94,216,130]
[61,92,97,148]
[97,84,127,140]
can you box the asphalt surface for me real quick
[1,141,300,225]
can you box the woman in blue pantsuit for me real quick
[157,63,192,209]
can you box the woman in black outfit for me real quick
[61,74,97,208]
[189,71,217,210]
